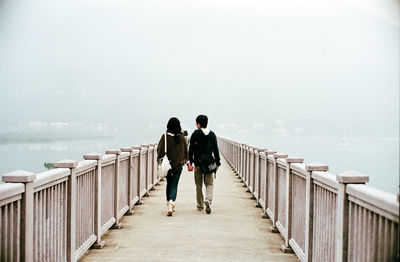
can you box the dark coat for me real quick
[157,133,188,172]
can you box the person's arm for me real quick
[188,133,195,165]
[157,134,165,162]
[183,137,188,163]
[212,132,221,166]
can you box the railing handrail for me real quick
[217,136,399,262]
[0,142,159,262]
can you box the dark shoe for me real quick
[205,200,211,214]
[197,206,204,211]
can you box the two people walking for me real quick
[157,115,221,216]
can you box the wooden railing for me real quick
[218,137,399,262]
[0,143,158,262]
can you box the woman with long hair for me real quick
[157,117,188,216]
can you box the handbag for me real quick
[157,132,171,179]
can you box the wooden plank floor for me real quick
[80,157,298,262]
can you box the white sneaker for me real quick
[170,200,175,212]
[167,201,173,216]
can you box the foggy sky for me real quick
[0,0,399,140]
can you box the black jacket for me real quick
[189,129,221,167]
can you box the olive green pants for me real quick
[194,166,214,208]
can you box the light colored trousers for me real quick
[194,166,214,208]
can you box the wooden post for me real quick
[132,145,144,205]
[54,160,79,261]
[305,163,329,262]
[335,171,369,262]
[121,147,134,215]
[105,149,122,229]
[281,157,304,253]
[2,170,36,262]
[270,153,288,233]
[83,153,105,249]
[262,150,276,219]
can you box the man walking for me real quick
[188,115,221,214]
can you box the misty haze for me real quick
[0,0,399,193]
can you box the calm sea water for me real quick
[0,136,398,194]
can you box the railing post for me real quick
[247,146,254,193]
[305,163,329,262]
[132,145,144,205]
[148,144,155,190]
[121,147,135,215]
[83,153,105,249]
[151,143,158,186]
[335,171,369,262]
[281,157,304,253]
[263,150,276,219]
[141,144,150,197]
[2,170,36,262]
[105,149,122,229]
[256,148,266,208]
[270,153,288,233]
[54,160,78,261]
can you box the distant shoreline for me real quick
[0,134,113,145]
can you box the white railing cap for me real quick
[83,153,102,160]
[2,170,36,183]
[54,159,78,169]
[305,163,329,172]
[121,147,133,152]
[286,157,304,164]
[273,153,288,159]
[105,149,121,155]
[336,170,369,184]
[266,150,277,155]
[132,145,142,150]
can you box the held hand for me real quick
[187,163,194,172]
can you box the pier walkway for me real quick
[80,157,298,262]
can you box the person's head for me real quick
[167,117,182,135]
[183,130,188,136]
[196,115,208,128]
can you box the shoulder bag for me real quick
[157,132,171,179]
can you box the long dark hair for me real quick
[166,117,182,143]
